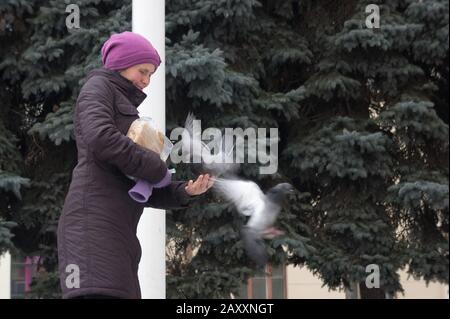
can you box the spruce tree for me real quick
[165,0,448,298]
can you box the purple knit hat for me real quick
[101,31,161,71]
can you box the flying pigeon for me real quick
[213,178,294,267]
[182,113,239,177]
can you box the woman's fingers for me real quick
[201,174,210,189]
[194,175,202,190]
[206,175,215,189]
[185,179,193,190]
[195,174,208,189]
[207,178,214,189]
[185,174,214,195]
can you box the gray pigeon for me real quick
[213,178,294,267]
[182,113,239,177]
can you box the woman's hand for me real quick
[185,174,215,196]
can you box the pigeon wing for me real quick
[213,178,265,217]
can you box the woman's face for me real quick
[119,63,156,91]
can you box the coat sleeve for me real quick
[145,181,196,210]
[76,76,167,183]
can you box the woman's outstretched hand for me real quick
[185,174,215,196]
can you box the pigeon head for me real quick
[266,183,294,204]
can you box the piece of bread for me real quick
[127,120,164,154]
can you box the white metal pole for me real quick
[132,0,166,299]
[0,252,11,299]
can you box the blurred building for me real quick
[0,251,447,299]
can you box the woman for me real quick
[57,31,213,299]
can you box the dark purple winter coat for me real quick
[57,68,192,299]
